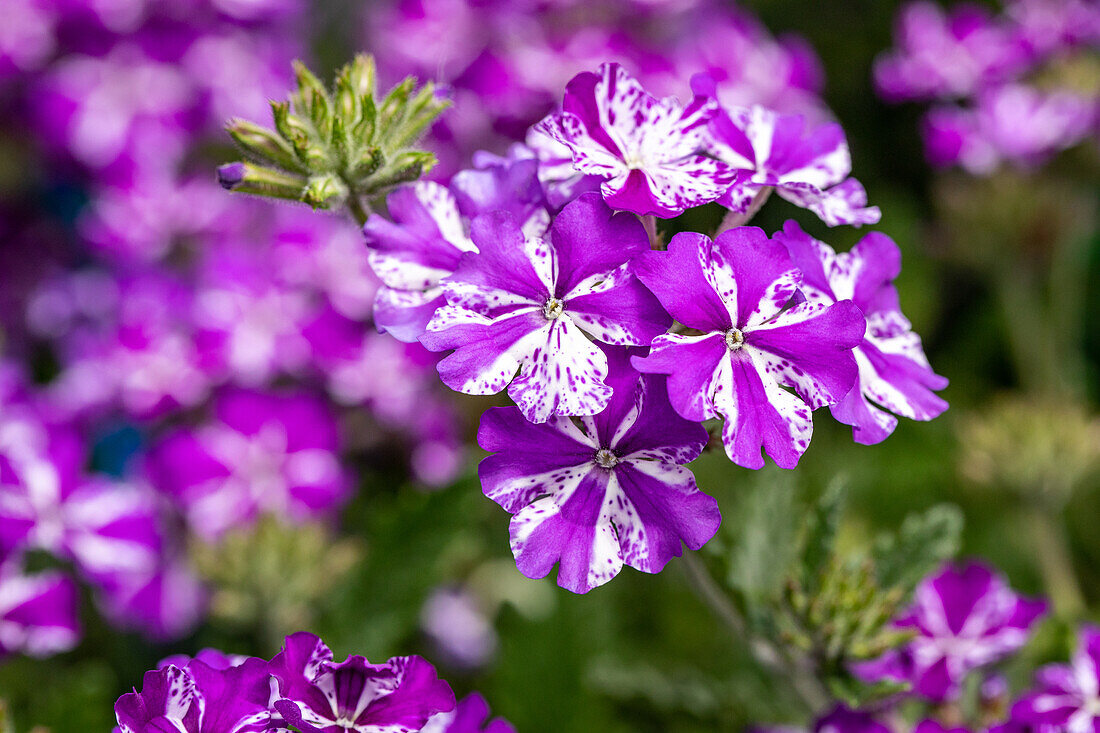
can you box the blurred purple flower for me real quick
[855,561,1046,702]
[478,347,717,593]
[814,706,891,733]
[150,389,349,541]
[1011,625,1100,732]
[421,587,498,669]
[632,227,864,469]
[422,193,670,423]
[0,555,80,659]
[777,222,948,445]
[0,0,57,76]
[422,693,515,733]
[268,631,455,733]
[535,63,734,218]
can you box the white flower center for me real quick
[725,327,745,351]
[594,448,619,469]
[543,297,565,320]
[622,150,647,170]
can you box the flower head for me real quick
[1012,625,1100,732]
[632,226,864,469]
[855,562,1046,702]
[421,693,515,733]
[777,221,948,445]
[268,631,455,733]
[535,63,735,217]
[422,193,670,423]
[0,555,79,659]
[478,347,718,593]
[702,98,881,227]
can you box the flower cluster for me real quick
[876,0,1100,173]
[115,631,514,733]
[358,61,946,592]
[757,561,1065,732]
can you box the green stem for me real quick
[679,552,830,713]
[344,192,371,227]
[1025,504,1085,618]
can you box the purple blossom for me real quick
[922,85,1097,174]
[421,693,515,733]
[874,2,1029,103]
[702,98,881,227]
[115,657,276,733]
[855,562,1047,702]
[268,631,455,733]
[149,389,349,541]
[777,222,948,445]
[632,227,864,469]
[1011,625,1100,732]
[0,556,80,659]
[422,193,670,424]
[814,706,891,733]
[421,587,497,669]
[519,133,603,210]
[477,347,718,593]
[1007,0,1100,58]
[363,182,479,343]
[534,63,735,218]
[0,0,56,76]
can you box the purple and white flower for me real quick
[422,693,515,733]
[632,227,864,469]
[149,389,349,541]
[363,182,479,344]
[268,631,455,733]
[1011,625,1100,732]
[534,63,735,218]
[855,562,1047,702]
[477,347,718,593]
[0,556,80,659]
[115,656,276,733]
[702,98,881,227]
[777,222,948,445]
[422,193,670,424]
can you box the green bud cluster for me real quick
[218,54,449,224]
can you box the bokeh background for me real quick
[0,0,1097,731]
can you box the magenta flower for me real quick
[363,182,479,343]
[703,99,881,227]
[0,555,80,659]
[1011,626,1100,732]
[115,657,275,733]
[813,706,891,733]
[874,2,1028,102]
[149,389,349,540]
[777,222,948,445]
[269,631,455,733]
[855,562,1046,702]
[95,554,206,642]
[477,347,718,593]
[632,227,864,469]
[534,63,735,218]
[422,693,515,733]
[422,193,670,423]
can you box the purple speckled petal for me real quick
[634,232,735,332]
[187,658,274,733]
[777,179,881,228]
[631,333,728,423]
[711,226,802,328]
[549,193,649,295]
[115,665,201,733]
[373,286,447,344]
[565,265,672,347]
[421,693,515,733]
[423,308,546,397]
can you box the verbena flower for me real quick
[115,657,276,733]
[0,554,79,659]
[363,181,478,343]
[855,562,1046,702]
[150,389,349,541]
[268,631,455,733]
[701,95,881,227]
[421,693,515,733]
[422,193,670,423]
[534,63,735,218]
[632,227,864,469]
[1011,625,1100,732]
[478,346,717,593]
[777,221,948,445]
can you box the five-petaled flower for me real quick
[700,91,881,227]
[268,631,455,733]
[535,63,735,218]
[854,561,1046,702]
[477,347,719,593]
[421,193,670,424]
[777,221,948,445]
[632,226,865,469]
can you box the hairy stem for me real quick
[679,552,830,713]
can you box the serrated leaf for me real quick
[872,503,963,593]
[726,474,799,601]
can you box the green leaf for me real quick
[726,474,799,601]
[872,503,964,593]
[799,479,846,591]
